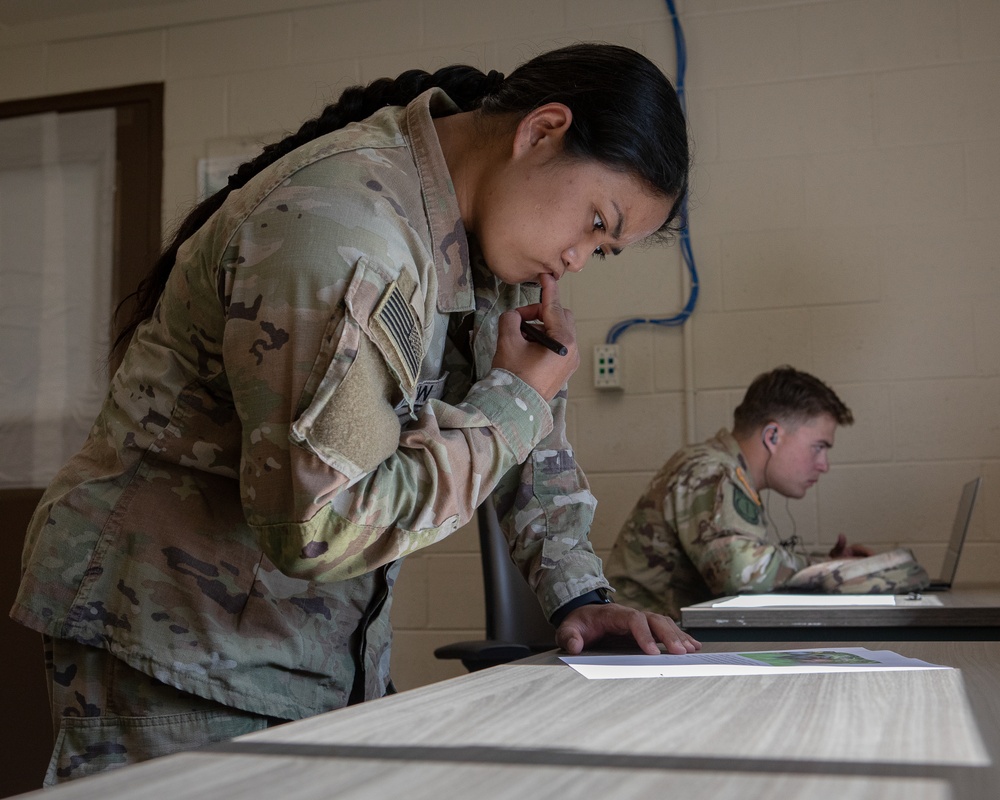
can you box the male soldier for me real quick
[605,366,873,620]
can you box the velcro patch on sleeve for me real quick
[732,484,761,525]
[371,280,422,394]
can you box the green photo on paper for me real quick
[739,650,881,667]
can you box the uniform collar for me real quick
[715,428,745,464]
[715,428,762,506]
[405,88,474,314]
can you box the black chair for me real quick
[434,496,556,671]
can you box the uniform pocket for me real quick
[45,709,268,785]
[290,257,422,479]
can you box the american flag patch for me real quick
[372,280,421,388]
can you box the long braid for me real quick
[112,64,500,356]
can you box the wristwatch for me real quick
[550,587,613,627]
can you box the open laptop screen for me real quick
[935,477,981,588]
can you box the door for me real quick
[0,84,162,798]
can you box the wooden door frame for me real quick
[0,82,163,344]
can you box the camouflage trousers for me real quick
[43,635,285,785]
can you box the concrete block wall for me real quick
[1,0,997,694]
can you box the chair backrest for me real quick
[478,496,556,649]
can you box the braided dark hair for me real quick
[113,43,688,355]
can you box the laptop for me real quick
[925,477,981,591]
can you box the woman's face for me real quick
[468,109,674,285]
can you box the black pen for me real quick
[520,321,568,356]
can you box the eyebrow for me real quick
[611,201,624,239]
[609,201,624,256]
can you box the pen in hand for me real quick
[520,320,568,356]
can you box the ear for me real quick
[511,102,573,160]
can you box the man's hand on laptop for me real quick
[829,534,875,559]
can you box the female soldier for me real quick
[13,42,699,782]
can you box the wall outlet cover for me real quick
[594,343,622,390]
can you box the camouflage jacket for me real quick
[605,429,807,620]
[12,89,604,719]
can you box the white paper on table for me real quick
[711,594,900,608]
[560,647,950,680]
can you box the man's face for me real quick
[767,413,838,499]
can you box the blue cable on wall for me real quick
[606,0,699,344]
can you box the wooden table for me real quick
[13,638,999,800]
[681,586,1000,641]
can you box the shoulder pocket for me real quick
[291,257,422,479]
[350,258,423,407]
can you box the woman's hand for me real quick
[556,603,702,656]
[492,274,580,401]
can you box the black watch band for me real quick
[550,587,612,627]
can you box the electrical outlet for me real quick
[593,344,622,390]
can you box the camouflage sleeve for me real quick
[218,185,553,582]
[678,473,809,595]
[491,387,604,619]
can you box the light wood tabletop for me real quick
[13,638,999,800]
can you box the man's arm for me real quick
[680,476,809,596]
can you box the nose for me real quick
[817,452,830,473]
[561,245,587,273]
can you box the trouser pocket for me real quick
[45,708,269,785]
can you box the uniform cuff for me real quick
[550,588,613,627]
[461,369,553,462]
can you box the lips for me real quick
[525,268,561,286]
[543,263,563,281]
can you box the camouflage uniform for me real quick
[42,635,280,783]
[605,429,807,620]
[12,89,605,778]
